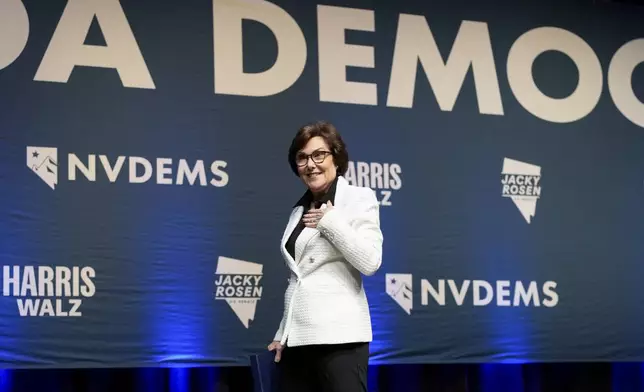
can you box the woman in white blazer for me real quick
[267,121,383,392]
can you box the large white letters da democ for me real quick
[0,0,642,128]
[210,0,642,128]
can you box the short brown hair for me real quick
[288,121,349,176]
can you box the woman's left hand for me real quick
[302,201,333,228]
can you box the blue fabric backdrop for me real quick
[1,364,644,392]
[1,0,644,373]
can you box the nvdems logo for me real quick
[27,147,58,190]
[345,161,402,206]
[386,273,558,314]
[2,266,96,317]
[26,146,229,189]
[386,273,413,314]
[214,256,263,328]
[501,157,542,223]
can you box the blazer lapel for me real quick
[294,227,319,264]
[297,176,350,262]
[280,206,303,271]
[334,176,347,208]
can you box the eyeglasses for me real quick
[295,150,332,167]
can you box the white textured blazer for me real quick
[274,176,383,347]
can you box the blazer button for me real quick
[309,257,315,263]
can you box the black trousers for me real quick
[276,342,369,392]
